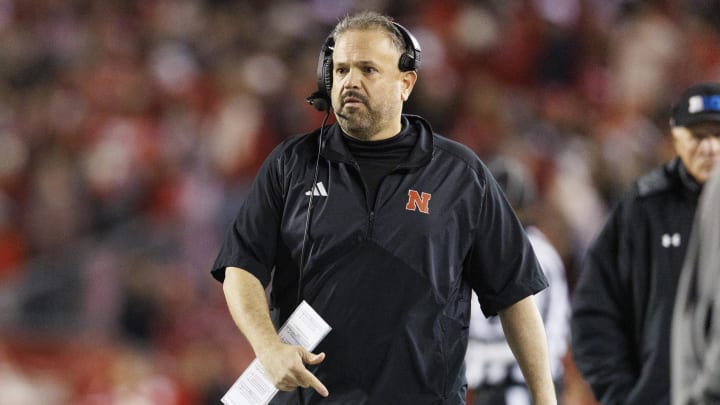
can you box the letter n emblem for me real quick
[405,189,431,214]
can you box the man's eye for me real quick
[693,132,718,139]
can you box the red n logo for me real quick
[405,189,431,214]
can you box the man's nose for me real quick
[342,69,361,89]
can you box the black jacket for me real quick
[571,158,701,405]
[213,115,547,404]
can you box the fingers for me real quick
[276,371,329,397]
[302,350,326,365]
[301,368,329,397]
[298,350,328,396]
[273,348,328,397]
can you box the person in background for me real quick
[466,157,569,405]
[571,82,720,404]
[211,11,557,405]
[672,163,720,405]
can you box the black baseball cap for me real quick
[671,82,720,127]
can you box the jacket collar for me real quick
[672,157,703,200]
[320,114,434,169]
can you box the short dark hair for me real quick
[332,11,407,56]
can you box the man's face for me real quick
[331,29,416,141]
[671,122,720,183]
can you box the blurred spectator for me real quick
[466,156,569,405]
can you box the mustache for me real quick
[341,91,368,105]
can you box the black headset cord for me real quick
[295,110,330,405]
[297,109,331,307]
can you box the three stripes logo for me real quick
[305,182,328,197]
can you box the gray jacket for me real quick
[672,166,720,405]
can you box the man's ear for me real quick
[670,126,687,147]
[401,71,418,102]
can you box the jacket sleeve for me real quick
[210,143,286,286]
[464,164,548,317]
[571,200,638,405]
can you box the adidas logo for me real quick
[305,182,328,197]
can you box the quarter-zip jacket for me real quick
[212,115,548,404]
[571,158,701,405]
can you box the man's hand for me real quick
[257,341,329,397]
[222,268,329,397]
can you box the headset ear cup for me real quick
[410,49,421,70]
[307,35,334,111]
[322,56,333,101]
[398,54,414,72]
[392,22,422,72]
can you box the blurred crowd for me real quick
[1,0,719,404]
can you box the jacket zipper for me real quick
[350,160,377,240]
[367,211,375,238]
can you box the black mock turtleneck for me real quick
[341,120,416,208]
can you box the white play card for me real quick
[221,301,331,405]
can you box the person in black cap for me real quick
[571,82,720,405]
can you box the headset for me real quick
[305,21,423,112]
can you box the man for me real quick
[212,11,556,404]
[672,164,720,405]
[571,82,720,405]
[466,157,569,405]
